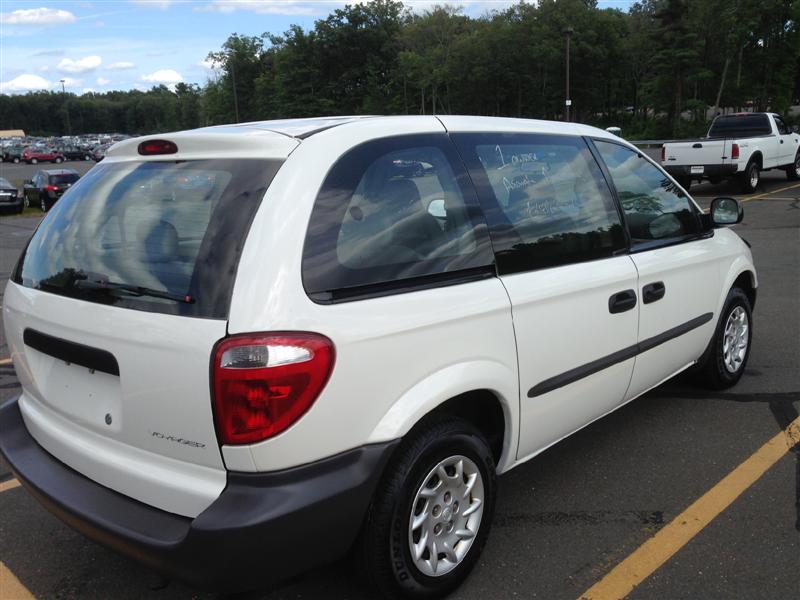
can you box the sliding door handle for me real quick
[643,281,666,304]
[609,289,637,314]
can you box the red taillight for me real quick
[138,139,178,155]
[660,145,665,162]
[44,185,59,192]
[211,332,335,445]
[731,143,740,160]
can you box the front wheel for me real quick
[30,158,38,165]
[356,417,496,599]
[786,152,800,181]
[54,157,63,164]
[738,161,760,194]
[696,287,753,389]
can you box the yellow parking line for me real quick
[0,358,12,366]
[0,478,21,493]
[579,415,800,600]
[0,561,35,599]
[741,182,800,202]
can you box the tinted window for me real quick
[49,173,79,185]
[303,134,493,301]
[774,116,790,135]
[594,140,702,242]
[453,133,625,274]
[708,114,772,138]
[16,159,282,318]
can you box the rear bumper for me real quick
[664,164,739,179]
[0,198,22,212]
[0,397,397,592]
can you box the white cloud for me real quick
[38,66,51,73]
[142,69,184,84]
[107,61,136,71]
[199,58,223,70]
[0,7,77,26]
[131,0,174,9]
[198,1,322,16]
[57,77,82,89]
[97,77,111,86]
[58,55,102,74]
[0,74,51,94]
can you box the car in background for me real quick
[22,148,65,165]
[22,169,80,212]
[57,146,93,161]
[3,146,25,163]
[92,144,111,162]
[0,177,23,214]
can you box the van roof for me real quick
[106,115,617,161]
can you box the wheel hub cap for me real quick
[408,455,484,577]
[722,306,749,373]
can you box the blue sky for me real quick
[1,0,635,94]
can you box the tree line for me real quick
[1,0,798,139]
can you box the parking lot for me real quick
[0,169,798,599]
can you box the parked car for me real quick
[0,177,23,214]
[21,147,65,165]
[57,146,93,161]
[3,145,25,163]
[92,143,111,162]
[0,116,757,599]
[22,168,80,212]
[661,112,800,192]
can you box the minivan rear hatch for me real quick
[4,156,284,517]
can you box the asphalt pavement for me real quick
[0,169,798,600]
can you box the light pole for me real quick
[227,52,240,123]
[59,79,72,135]
[563,26,574,122]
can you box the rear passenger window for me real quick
[453,133,625,274]
[303,135,493,302]
[594,140,702,242]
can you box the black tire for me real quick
[40,197,48,213]
[738,160,760,194]
[54,157,63,164]
[12,157,20,164]
[356,417,497,599]
[30,158,38,165]
[676,176,692,190]
[786,152,800,181]
[84,155,92,161]
[23,194,29,209]
[696,287,753,389]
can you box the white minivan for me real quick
[0,116,756,598]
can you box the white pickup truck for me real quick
[662,112,800,193]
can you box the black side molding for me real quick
[23,329,120,376]
[528,313,713,398]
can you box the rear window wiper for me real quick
[74,276,195,304]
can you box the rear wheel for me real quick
[356,417,496,599]
[738,160,760,193]
[696,287,752,389]
[54,157,63,164]
[30,158,38,165]
[12,157,20,164]
[786,152,800,181]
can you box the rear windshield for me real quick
[14,159,282,318]
[708,114,772,138]
[49,174,79,185]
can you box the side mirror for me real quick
[710,197,743,226]
[427,198,447,219]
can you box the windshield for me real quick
[49,174,80,185]
[708,114,772,138]
[15,158,283,318]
